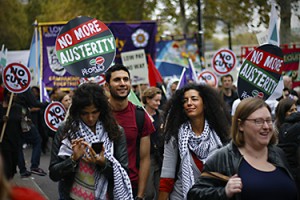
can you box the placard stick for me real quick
[0,93,14,143]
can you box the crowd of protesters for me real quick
[0,66,300,200]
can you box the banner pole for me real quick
[0,93,14,143]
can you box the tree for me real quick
[0,0,31,50]
[157,0,300,45]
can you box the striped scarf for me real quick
[178,120,223,199]
[58,120,133,200]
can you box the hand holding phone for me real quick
[92,142,103,154]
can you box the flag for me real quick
[267,3,280,46]
[0,44,7,72]
[128,89,143,107]
[40,78,50,102]
[147,55,163,87]
[187,58,198,82]
[27,21,40,86]
[176,67,188,89]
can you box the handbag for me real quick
[21,107,31,133]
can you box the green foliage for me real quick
[0,0,31,50]
[1,0,299,50]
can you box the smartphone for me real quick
[92,142,103,154]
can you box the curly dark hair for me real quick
[163,83,230,144]
[63,83,121,141]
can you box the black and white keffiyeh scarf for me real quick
[178,120,223,199]
[58,120,133,200]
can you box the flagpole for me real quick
[188,58,198,83]
[176,67,187,90]
[34,20,39,86]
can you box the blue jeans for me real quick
[18,124,41,173]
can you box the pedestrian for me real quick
[0,89,22,180]
[275,98,300,194]
[219,74,238,116]
[105,64,155,199]
[275,98,297,132]
[14,88,47,178]
[166,78,179,100]
[30,86,49,154]
[142,87,164,200]
[49,83,132,199]
[187,97,298,200]
[159,83,230,200]
[50,91,72,200]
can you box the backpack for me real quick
[135,106,145,169]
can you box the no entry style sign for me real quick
[212,48,236,75]
[198,70,218,88]
[44,102,66,132]
[55,16,116,77]
[2,63,31,93]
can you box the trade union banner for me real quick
[28,20,157,90]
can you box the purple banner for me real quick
[107,21,157,64]
[41,24,79,89]
[37,21,157,90]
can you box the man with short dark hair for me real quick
[105,64,155,200]
[220,74,238,115]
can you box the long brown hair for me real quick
[232,98,276,147]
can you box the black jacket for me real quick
[278,112,300,191]
[49,122,129,199]
[187,142,294,200]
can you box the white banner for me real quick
[121,49,148,85]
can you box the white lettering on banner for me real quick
[239,63,278,94]
[250,50,263,64]
[59,37,115,65]
[263,56,282,72]
[240,91,252,99]
[57,20,102,49]
[74,20,102,41]
[57,34,73,49]
[81,64,105,76]
[249,49,283,72]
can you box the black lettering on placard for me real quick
[55,106,61,113]
[135,53,144,59]
[49,107,63,118]
[123,55,134,61]
[6,67,27,86]
[50,118,60,125]
[203,75,212,80]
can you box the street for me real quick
[12,144,59,200]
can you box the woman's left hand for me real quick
[82,145,106,167]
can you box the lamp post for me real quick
[197,0,204,68]
[227,22,232,50]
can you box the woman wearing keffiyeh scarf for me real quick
[49,83,133,200]
[158,83,231,200]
